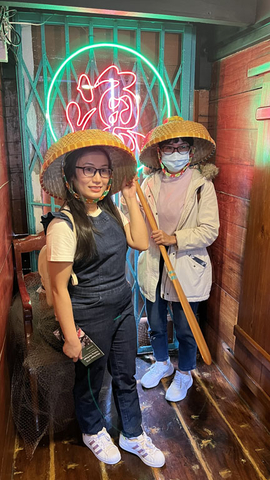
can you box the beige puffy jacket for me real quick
[137,168,219,303]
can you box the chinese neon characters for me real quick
[66,65,145,152]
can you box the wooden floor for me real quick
[12,355,270,480]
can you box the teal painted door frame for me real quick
[15,12,196,353]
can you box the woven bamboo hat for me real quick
[40,129,137,199]
[139,116,216,169]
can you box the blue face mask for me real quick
[161,152,190,173]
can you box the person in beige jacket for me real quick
[138,116,219,402]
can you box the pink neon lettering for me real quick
[65,65,145,151]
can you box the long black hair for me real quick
[62,146,125,264]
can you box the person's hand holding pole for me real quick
[136,179,212,365]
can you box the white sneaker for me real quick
[119,431,165,467]
[165,370,193,402]
[141,359,174,388]
[83,427,121,464]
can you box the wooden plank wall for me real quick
[206,39,270,385]
[0,67,15,480]
[3,75,27,235]
[233,73,270,426]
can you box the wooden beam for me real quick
[2,0,257,26]
[248,61,270,77]
[234,325,270,371]
[209,21,270,61]
[256,106,270,120]
[223,342,270,414]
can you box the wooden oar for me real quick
[136,180,212,365]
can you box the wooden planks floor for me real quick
[12,355,270,480]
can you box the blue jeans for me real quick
[72,282,143,438]
[146,281,198,371]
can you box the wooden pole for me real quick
[136,180,212,365]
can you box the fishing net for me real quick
[9,272,75,459]
[8,257,173,459]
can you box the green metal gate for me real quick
[15,12,196,352]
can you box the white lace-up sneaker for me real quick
[165,370,193,402]
[140,359,174,388]
[119,431,165,467]
[83,427,121,464]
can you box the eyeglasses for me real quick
[160,144,190,155]
[75,166,112,178]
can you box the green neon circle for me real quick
[46,42,171,141]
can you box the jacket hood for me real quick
[198,163,219,180]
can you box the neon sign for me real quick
[46,42,171,150]
[66,65,145,151]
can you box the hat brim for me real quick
[40,130,137,199]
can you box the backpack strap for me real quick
[61,209,78,286]
[39,209,79,307]
[61,209,77,240]
[41,209,76,235]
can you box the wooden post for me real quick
[136,180,212,365]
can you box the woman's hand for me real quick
[121,176,137,200]
[63,337,82,362]
[151,229,177,247]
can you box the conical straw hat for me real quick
[139,116,216,169]
[40,129,137,199]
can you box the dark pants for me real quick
[72,282,142,438]
[146,281,198,371]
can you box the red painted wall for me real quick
[0,67,15,477]
[206,39,270,383]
